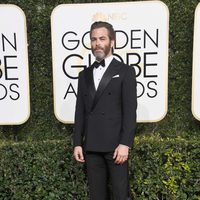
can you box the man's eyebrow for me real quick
[91,35,107,40]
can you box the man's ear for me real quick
[111,40,115,54]
[111,40,115,48]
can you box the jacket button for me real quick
[101,112,105,115]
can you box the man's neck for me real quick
[96,54,113,62]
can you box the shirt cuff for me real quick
[119,144,131,149]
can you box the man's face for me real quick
[91,27,114,61]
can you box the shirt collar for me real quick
[104,55,114,67]
[93,55,114,71]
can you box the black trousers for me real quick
[85,151,130,200]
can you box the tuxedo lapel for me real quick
[85,66,96,101]
[91,59,121,111]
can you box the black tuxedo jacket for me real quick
[74,58,137,152]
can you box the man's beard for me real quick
[92,43,111,61]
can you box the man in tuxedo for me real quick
[73,21,137,200]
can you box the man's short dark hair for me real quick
[90,21,116,41]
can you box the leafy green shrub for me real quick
[0,135,199,199]
[130,135,200,200]
[0,138,88,200]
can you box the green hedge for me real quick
[0,135,199,199]
[130,135,200,199]
[0,138,88,200]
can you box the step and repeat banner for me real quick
[51,1,169,123]
[0,5,30,125]
[192,3,200,121]
[2,2,200,125]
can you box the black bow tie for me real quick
[93,59,105,68]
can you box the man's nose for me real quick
[96,39,101,46]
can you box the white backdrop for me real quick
[51,1,169,123]
[0,5,30,125]
[192,2,200,121]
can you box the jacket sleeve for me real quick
[73,72,85,147]
[119,66,137,148]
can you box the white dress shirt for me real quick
[93,55,114,90]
